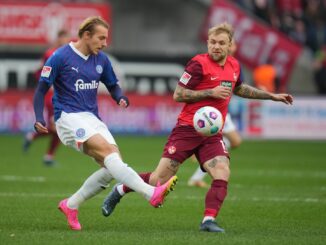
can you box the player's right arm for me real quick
[174,84,231,103]
[173,60,231,103]
[34,82,51,133]
[33,53,61,133]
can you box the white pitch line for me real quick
[235,170,326,178]
[0,175,46,182]
[170,195,326,203]
[0,192,324,204]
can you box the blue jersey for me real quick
[39,43,118,121]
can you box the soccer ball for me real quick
[193,106,223,136]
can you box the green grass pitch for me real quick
[0,135,325,244]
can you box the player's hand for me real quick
[271,93,294,105]
[117,96,130,108]
[211,86,232,99]
[34,121,48,134]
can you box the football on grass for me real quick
[193,106,223,136]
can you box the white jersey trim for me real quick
[69,42,90,60]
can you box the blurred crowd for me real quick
[232,0,326,94]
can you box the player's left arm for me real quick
[102,56,129,108]
[233,84,293,105]
[105,83,129,108]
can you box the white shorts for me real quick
[55,111,116,151]
[223,113,236,134]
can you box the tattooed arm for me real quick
[173,84,231,103]
[233,84,293,105]
[233,84,273,99]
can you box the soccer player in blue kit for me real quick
[33,16,177,231]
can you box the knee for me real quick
[205,157,230,181]
[217,162,231,178]
[84,137,118,164]
[230,136,242,149]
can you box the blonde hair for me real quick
[208,22,234,42]
[78,16,109,38]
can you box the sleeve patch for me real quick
[179,72,192,85]
[41,66,52,78]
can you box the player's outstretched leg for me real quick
[102,183,122,217]
[58,199,81,230]
[102,175,178,217]
[199,220,224,233]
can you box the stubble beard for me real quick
[209,52,225,63]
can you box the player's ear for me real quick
[84,31,92,39]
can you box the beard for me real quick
[209,52,226,63]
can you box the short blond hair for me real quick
[78,16,109,38]
[208,22,234,42]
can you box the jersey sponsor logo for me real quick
[76,128,86,138]
[41,66,52,78]
[74,79,99,92]
[96,65,103,74]
[72,67,79,73]
[168,145,176,154]
[179,72,192,85]
[220,81,232,88]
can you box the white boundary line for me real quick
[0,192,324,203]
[0,175,45,182]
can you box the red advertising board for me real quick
[201,0,302,92]
[0,91,182,134]
[0,2,111,44]
[1,91,326,139]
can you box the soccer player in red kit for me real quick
[102,23,293,232]
[23,30,70,165]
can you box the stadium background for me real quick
[0,0,326,138]
[0,1,325,244]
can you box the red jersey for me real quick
[177,53,243,127]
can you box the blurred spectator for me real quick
[253,61,279,93]
[289,18,307,44]
[232,0,326,53]
[276,0,303,17]
[279,12,295,34]
[253,0,272,23]
[302,0,325,52]
[313,45,326,94]
[233,0,253,11]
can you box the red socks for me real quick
[204,179,228,217]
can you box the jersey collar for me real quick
[69,42,90,60]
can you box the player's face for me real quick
[87,25,108,55]
[207,32,231,64]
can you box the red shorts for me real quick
[162,125,229,168]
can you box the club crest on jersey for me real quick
[41,66,52,78]
[74,79,99,91]
[96,65,103,74]
[180,72,192,85]
[76,128,85,138]
[168,146,176,155]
